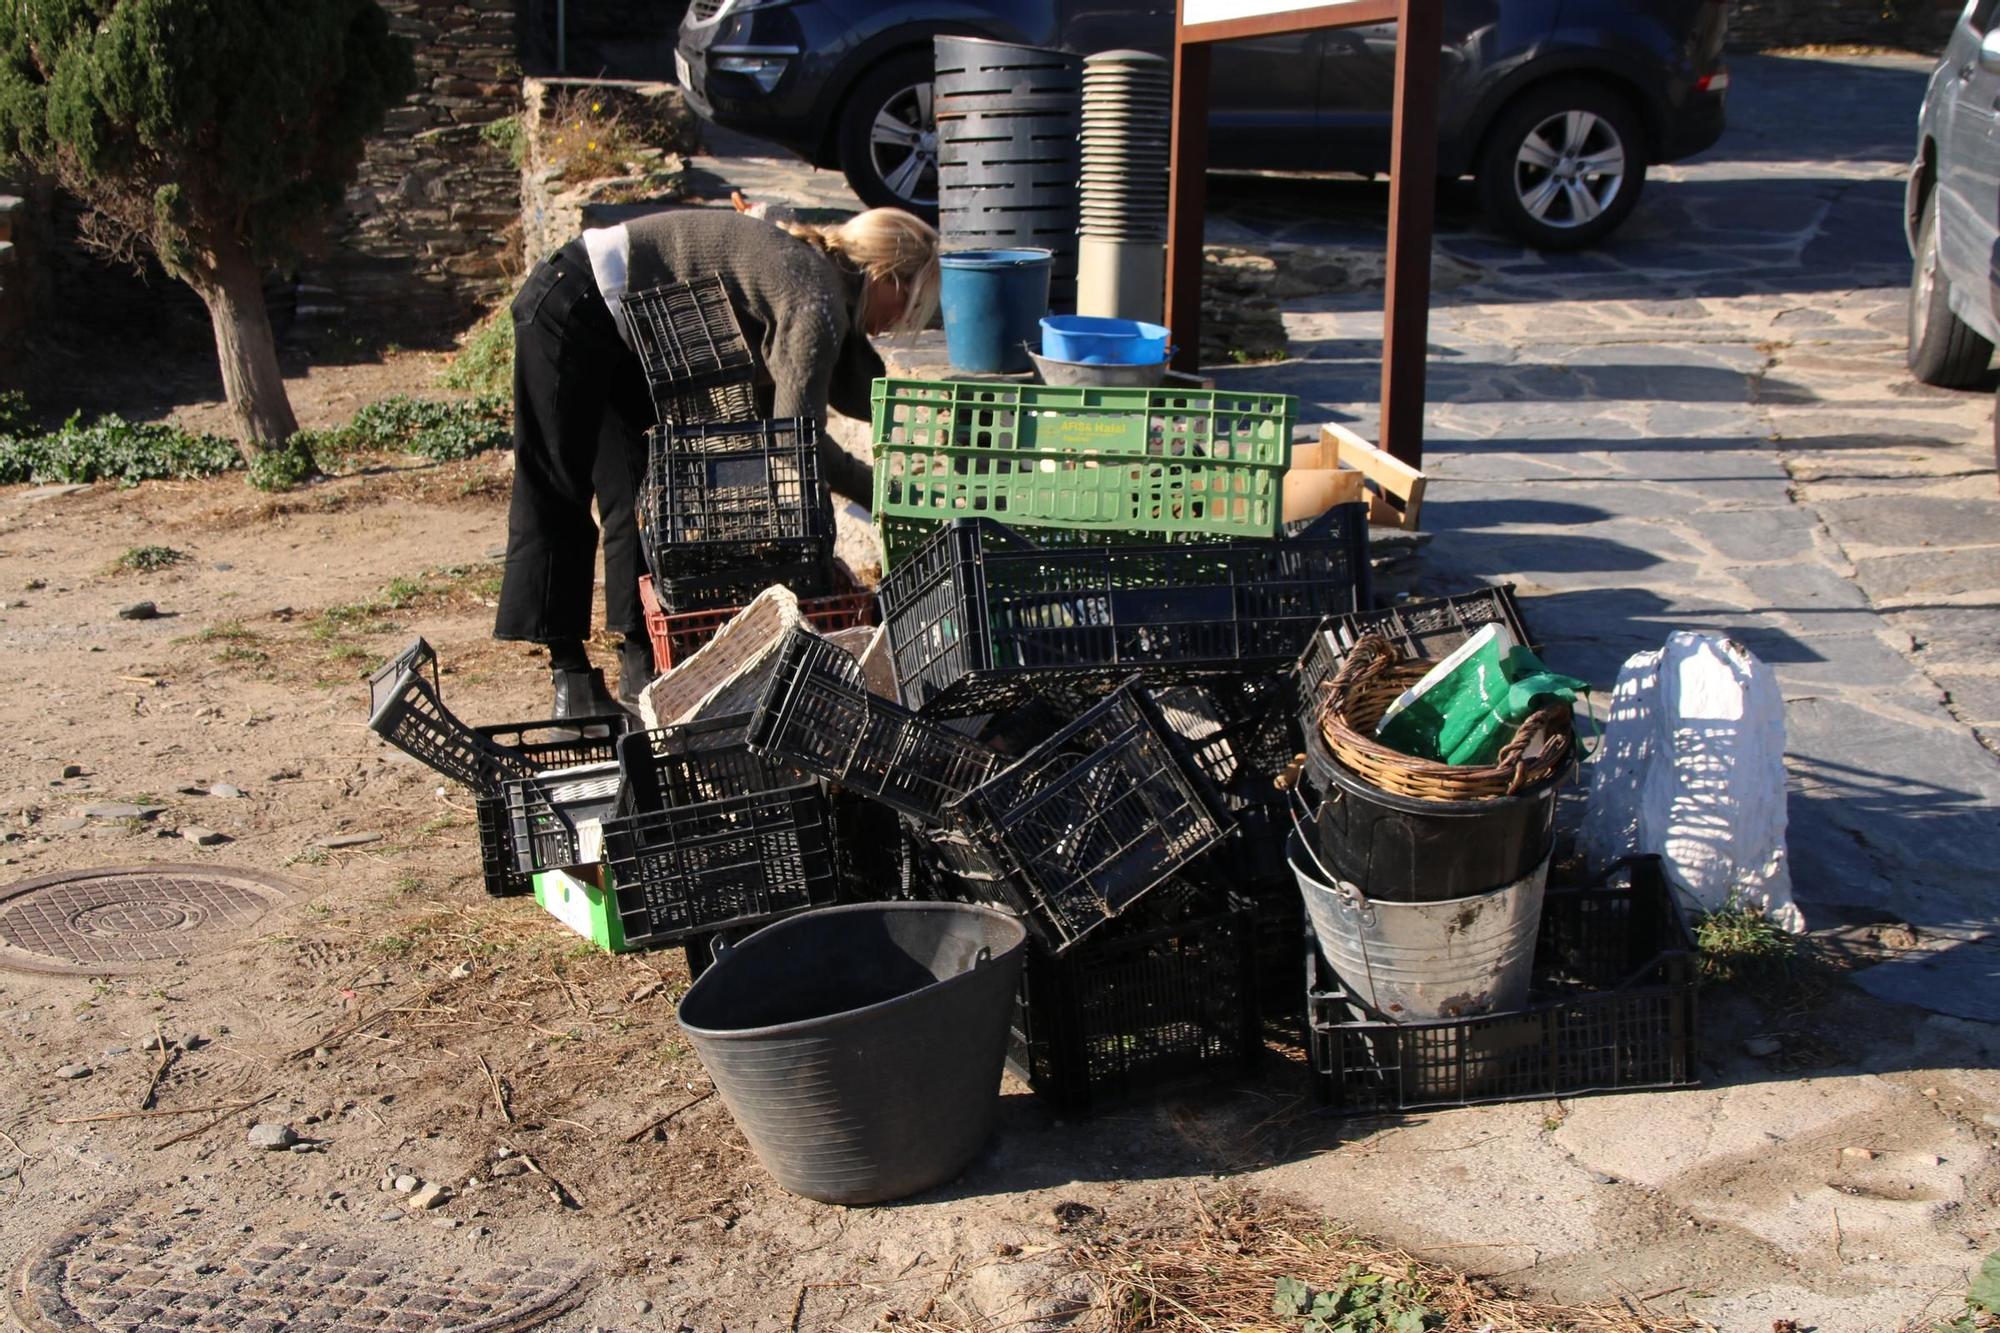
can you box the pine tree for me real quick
[0,1,415,450]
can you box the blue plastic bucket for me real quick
[1040,315,1170,366]
[939,249,1053,374]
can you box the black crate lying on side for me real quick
[368,638,539,793]
[471,716,632,896]
[1306,857,1699,1113]
[1008,889,1261,1112]
[879,507,1371,718]
[598,715,838,947]
[946,683,1235,954]
[747,625,1003,824]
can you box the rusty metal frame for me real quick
[1167,0,1442,469]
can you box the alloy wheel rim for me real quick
[870,81,938,208]
[1513,109,1625,230]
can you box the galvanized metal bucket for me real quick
[1288,828,1546,1021]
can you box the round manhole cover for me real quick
[12,1194,588,1333]
[0,865,295,975]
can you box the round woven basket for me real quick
[1314,634,1572,801]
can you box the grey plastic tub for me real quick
[1289,828,1546,1021]
[677,901,1027,1204]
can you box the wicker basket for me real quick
[1313,634,1571,801]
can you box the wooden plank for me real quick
[1321,422,1427,530]
[1283,465,1367,524]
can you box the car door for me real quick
[1937,0,2000,330]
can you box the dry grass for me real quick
[543,89,645,181]
[1040,1190,1707,1333]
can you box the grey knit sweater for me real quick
[623,210,881,501]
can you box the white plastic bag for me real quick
[1579,632,1803,932]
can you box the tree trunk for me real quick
[190,237,298,453]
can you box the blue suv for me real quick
[676,0,1729,249]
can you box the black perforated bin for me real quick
[599,716,839,947]
[1306,857,1699,1113]
[747,625,1003,824]
[880,507,1369,718]
[638,418,834,595]
[471,715,632,896]
[1007,889,1259,1112]
[623,276,757,404]
[944,682,1235,953]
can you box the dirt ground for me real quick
[0,378,1991,1333]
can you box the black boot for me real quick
[551,667,622,722]
[617,639,655,712]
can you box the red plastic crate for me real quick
[638,572,879,673]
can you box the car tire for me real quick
[1476,80,1648,251]
[837,52,939,222]
[1907,191,1993,388]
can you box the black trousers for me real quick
[494,240,656,646]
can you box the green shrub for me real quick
[0,414,241,485]
[0,390,34,434]
[347,395,511,461]
[437,313,514,397]
[246,437,320,492]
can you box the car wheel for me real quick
[837,52,939,221]
[1476,80,1648,250]
[1907,190,1993,388]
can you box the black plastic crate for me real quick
[1183,803,1300,1019]
[623,276,757,405]
[1306,858,1699,1113]
[641,419,833,557]
[1156,678,1301,809]
[946,683,1235,953]
[879,507,1370,718]
[647,554,835,615]
[598,716,838,947]
[501,762,623,874]
[1007,893,1260,1112]
[470,716,631,896]
[368,639,537,795]
[1293,585,1534,737]
[747,625,1003,824]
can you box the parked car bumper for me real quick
[677,5,827,161]
[1660,85,1726,161]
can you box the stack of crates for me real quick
[1290,591,1702,1113]
[626,278,864,661]
[710,377,1366,1109]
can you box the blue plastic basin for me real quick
[1040,315,1170,366]
[939,249,1053,374]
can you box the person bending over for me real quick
[493,205,939,717]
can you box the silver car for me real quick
[1907,0,2000,390]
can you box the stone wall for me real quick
[1728,0,1960,52]
[302,0,527,343]
[518,77,699,267]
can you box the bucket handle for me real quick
[973,944,994,968]
[1286,779,1387,1014]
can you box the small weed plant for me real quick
[1695,900,1799,987]
[544,89,642,180]
[480,113,526,167]
[111,545,187,574]
[247,437,320,492]
[1273,1270,1435,1333]
[1937,1249,2000,1332]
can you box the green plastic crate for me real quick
[870,378,1295,568]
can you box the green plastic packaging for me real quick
[1375,624,1585,766]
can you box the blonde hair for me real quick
[782,207,940,337]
